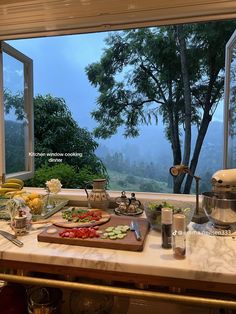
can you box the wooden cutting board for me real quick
[33,207,110,228]
[38,216,150,251]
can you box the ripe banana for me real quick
[0,188,20,195]
[0,178,24,195]
[1,182,22,190]
[5,178,24,188]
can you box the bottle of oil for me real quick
[161,207,173,249]
[173,214,186,259]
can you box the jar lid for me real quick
[161,207,173,224]
[173,213,186,231]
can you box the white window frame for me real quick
[224,29,236,168]
[0,41,34,182]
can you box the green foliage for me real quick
[4,89,26,121]
[4,92,107,186]
[5,121,25,174]
[75,165,103,188]
[33,94,104,174]
[102,151,165,182]
[139,181,162,193]
[25,164,80,188]
[25,164,103,189]
[4,90,29,174]
[126,175,137,184]
[108,169,171,193]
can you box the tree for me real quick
[4,90,29,174]
[86,21,236,193]
[4,92,106,186]
[33,95,100,171]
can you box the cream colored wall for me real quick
[0,0,236,40]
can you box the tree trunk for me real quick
[176,25,192,168]
[183,111,212,193]
[172,25,192,194]
[169,107,182,165]
[173,176,184,193]
[166,105,183,193]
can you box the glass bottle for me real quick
[161,207,173,249]
[173,214,186,259]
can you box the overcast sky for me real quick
[7,31,224,128]
[7,32,108,130]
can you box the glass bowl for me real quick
[144,201,195,231]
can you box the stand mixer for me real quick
[202,168,236,230]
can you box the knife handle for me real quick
[11,238,24,247]
[134,229,142,241]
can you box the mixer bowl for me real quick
[202,192,236,229]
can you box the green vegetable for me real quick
[148,201,183,214]
[103,225,130,240]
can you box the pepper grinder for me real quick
[161,207,173,249]
[128,193,141,213]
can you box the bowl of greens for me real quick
[144,201,195,231]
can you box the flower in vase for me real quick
[46,179,62,194]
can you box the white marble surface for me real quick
[0,219,236,285]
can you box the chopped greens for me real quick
[62,208,102,223]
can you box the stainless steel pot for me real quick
[28,287,62,314]
[202,192,236,229]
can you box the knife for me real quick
[0,230,24,247]
[130,220,142,241]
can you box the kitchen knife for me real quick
[130,220,142,241]
[0,230,24,247]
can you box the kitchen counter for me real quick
[0,218,235,290]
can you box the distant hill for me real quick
[97,121,223,170]
[96,120,223,191]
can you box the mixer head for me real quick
[211,169,236,193]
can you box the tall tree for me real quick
[33,94,105,176]
[86,21,236,193]
[4,92,106,180]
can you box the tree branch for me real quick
[140,63,168,103]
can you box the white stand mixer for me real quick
[202,168,236,230]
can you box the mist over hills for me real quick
[96,120,223,187]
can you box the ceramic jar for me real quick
[85,179,110,210]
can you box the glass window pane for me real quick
[3,52,27,174]
[227,46,236,167]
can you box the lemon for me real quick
[28,193,40,200]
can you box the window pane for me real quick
[227,46,236,167]
[3,52,27,174]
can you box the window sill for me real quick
[24,186,196,204]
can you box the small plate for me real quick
[114,207,143,216]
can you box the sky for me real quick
[6,31,224,128]
[6,32,108,130]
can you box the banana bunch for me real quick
[0,178,24,196]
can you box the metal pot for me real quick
[202,192,236,229]
[28,287,62,314]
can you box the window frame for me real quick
[0,41,34,182]
[224,29,236,168]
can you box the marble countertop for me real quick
[0,218,235,285]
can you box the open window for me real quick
[0,41,34,183]
[224,29,236,168]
